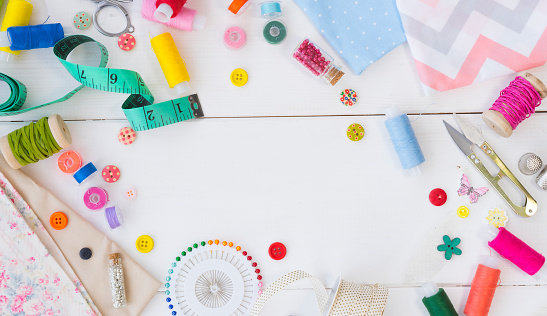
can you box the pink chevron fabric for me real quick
[396,0,547,92]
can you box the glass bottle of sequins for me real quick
[109,253,127,308]
[292,38,345,86]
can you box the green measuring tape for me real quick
[0,35,203,131]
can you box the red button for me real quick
[429,188,447,206]
[268,242,286,260]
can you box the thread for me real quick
[7,23,64,51]
[489,76,541,130]
[464,264,500,316]
[385,113,425,170]
[488,227,545,275]
[105,206,123,229]
[73,162,98,185]
[422,288,458,316]
[142,0,202,31]
[6,117,62,167]
[0,0,33,56]
[228,0,249,15]
[150,32,191,94]
[260,1,281,18]
[263,20,287,45]
[156,0,187,19]
[224,26,246,50]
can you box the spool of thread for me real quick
[83,187,109,211]
[224,26,246,50]
[105,206,124,229]
[0,115,71,169]
[482,72,547,138]
[142,0,206,32]
[228,0,250,15]
[150,29,191,95]
[421,282,458,316]
[384,107,425,176]
[263,20,287,45]
[0,24,64,51]
[260,1,282,18]
[0,0,33,59]
[464,256,501,316]
[155,0,187,22]
[58,150,83,174]
[73,162,98,185]
[486,225,545,275]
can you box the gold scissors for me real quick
[443,114,537,217]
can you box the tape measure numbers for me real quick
[0,35,203,131]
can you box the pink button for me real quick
[124,187,137,200]
[102,165,121,183]
[83,187,108,211]
[118,33,136,51]
[118,127,136,145]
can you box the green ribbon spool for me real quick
[263,20,287,44]
[0,35,204,131]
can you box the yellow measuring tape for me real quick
[0,35,203,131]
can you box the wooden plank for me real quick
[2,1,547,121]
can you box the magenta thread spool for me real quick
[487,226,545,275]
[83,187,109,211]
[292,38,345,86]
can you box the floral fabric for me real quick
[0,174,97,316]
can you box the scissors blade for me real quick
[453,114,485,146]
[443,120,474,156]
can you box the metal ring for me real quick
[93,1,134,37]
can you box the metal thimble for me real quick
[537,166,547,190]
[518,153,542,175]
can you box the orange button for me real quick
[50,212,68,230]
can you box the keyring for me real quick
[93,1,135,37]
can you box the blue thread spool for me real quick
[73,162,98,185]
[384,107,425,176]
[260,1,281,18]
[0,24,64,51]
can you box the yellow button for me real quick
[136,235,154,253]
[230,68,248,87]
[457,206,469,218]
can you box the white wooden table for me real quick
[3,0,547,315]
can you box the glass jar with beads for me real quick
[292,38,345,86]
[108,253,127,308]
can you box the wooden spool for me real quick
[0,114,72,169]
[482,72,547,138]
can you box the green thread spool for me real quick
[422,285,458,316]
[263,20,287,44]
[0,114,72,169]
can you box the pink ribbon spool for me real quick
[83,187,109,211]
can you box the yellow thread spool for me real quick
[0,0,33,56]
[150,32,191,95]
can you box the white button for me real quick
[124,187,137,200]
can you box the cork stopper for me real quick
[325,66,344,86]
[482,72,546,138]
[109,253,120,260]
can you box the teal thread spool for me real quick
[263,20,287,44]
[384,107,425,176]
[421,282,458,316]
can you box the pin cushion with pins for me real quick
[164,239,263,315]
[518,153,542,175]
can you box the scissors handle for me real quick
[467,142,537,217]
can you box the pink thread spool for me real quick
[155,0,187,22]
[224,26,246,50]
[83,187,109,211]
[486,225,545,275]
[482,72,547,138]
[142,0,206,31]
[292,38,344,86]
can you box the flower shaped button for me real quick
[102,165,120,183]
[118,127,136,145]
[340,89,358,106]
[437,235,462,260]
[118,33,136,51]
[73,11,91,30]
[486,208,508,228]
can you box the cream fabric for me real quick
[0,155,161,316]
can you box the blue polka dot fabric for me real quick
[292,0,406,75]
